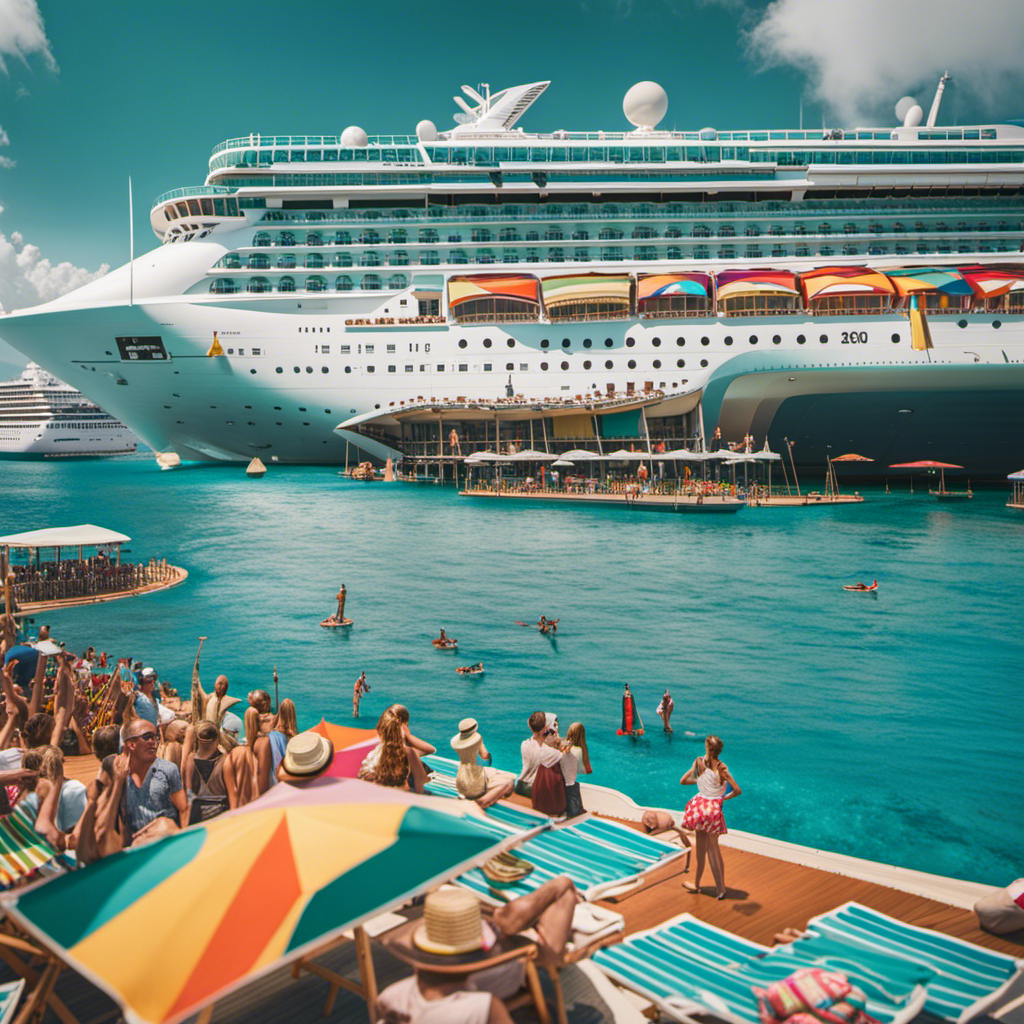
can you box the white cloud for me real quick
[745,0,1024,125]
[0,123,13,168]
[0,0,57,74]
[0,226,108,312]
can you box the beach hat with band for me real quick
[280,732,333,776]
[450,717,481,752]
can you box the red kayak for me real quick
[842,580,878,592]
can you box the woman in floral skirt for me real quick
[680,735,742,899]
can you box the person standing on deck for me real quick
[680,735,741,900]
[336,584,347,622]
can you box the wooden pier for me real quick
[460,488,745,513]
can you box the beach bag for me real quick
[531,763,566,816]
[754,968,877,1024]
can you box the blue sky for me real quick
[0,0,1022,371]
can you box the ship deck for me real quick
[29,756,1020,1024]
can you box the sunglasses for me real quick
[129,732,159,742]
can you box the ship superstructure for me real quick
[0,363,138,458]
[1,77,1023,470]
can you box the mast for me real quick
[926,72,950,128]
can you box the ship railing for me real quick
[10,559,178,605]
[450,312,540,324]
[153,185,237,206]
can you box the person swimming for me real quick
[455,662,484,675]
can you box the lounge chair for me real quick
[805,902,1024,1023]
[592,912,929,1024]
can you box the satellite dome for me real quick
[623,81,668,129]
[895,96,923,127]
[895,96,917,122]
[416,119,438,142]
[698,127,718,142]
[341,125,368,148]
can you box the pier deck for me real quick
[16,565,188,614]
[460,488,745,512]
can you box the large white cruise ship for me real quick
[0,363,138,458]
[1,77,1023,471]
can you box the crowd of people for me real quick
[6,555,179,606]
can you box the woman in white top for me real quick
[560,722,592,818]
[680,735,741,899]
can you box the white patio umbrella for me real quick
[552,459,574,467]
[604,448,649,460]
[662,449,710,461]
[559,449,601,460]
[509,448,557,461]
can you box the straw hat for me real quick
[450,717,481,752]
[280,731,333,776]
[384,889,531,973]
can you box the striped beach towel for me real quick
[0,805,63,888]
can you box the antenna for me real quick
[128,175,134,307]
[926,71,951,128]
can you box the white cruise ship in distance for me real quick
[1,75,1023,471]
[0,363,138,458]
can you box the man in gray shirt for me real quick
[123,718,186,844]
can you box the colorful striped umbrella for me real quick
[0,805,64,889]
[2,779,513,1024]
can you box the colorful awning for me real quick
[884,267,972,297]
[800,267,896,303]
[715,269,799,301]
[447,274,540,309]
[637,273,712,302]
[957,265,1024,298]
[541,274,632,307]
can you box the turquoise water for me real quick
[2,457,1021,885]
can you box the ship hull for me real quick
[2,296,1023,473]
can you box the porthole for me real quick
[561,339,571,348]
[321,366,328,373]
[250,369,257,375]
[274,406,282,410]
[627,359,637,369]
[325,409,331,414]
[247,421,255,426]
[652,337,661,347]
[483,338,492,348]
[276,422,282,426]
[772,335,781,345]
[344,366,351,373]
[303,422,310,426]
[299,407,307,412]
[507,339,515,348]
[604,338,614,347]
[560,361,569,370]
[583,338,593,348]
[276,367,283,374]
[307,366,314,372]
[700,359,708,367]
[797,334,806,345]
[505,362,514,371]
[676,337,685,346]
[993,320,1002,329]
[176,420,184,424]
[749,335,758,345]
[605,359,614,369]
[173,393,180,398]
[957,320,967,329]
[540,339,550,349]
[819,335,828,344]
[540,362,549,370]
[701,336,710,346]
[653,359,662,368]
[626,337,635,348]
[458,339,467,349]
[891,333,901,343]
[583,360,592,369]
[677,359,685,368]
[163,405,171,409]
[245,405,252,410]
[293,366,300,373]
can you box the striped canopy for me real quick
[541,274,632,307]
[0,805,65,888]
[715,269,798,301]
[800,267,896,302]
[884,268,972,297]
[447,274,539,309]
[958,265,1024,298]
[3,779,510,1024]
[637,273,712,302]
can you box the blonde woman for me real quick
[680,734,741,900]
[222,707,260,807]
[561,722,592,818]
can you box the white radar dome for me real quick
[623,81,668,129]
[416,119,438,142]
[895,96,922,127]
[341,125,368,148]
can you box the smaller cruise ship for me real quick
[0,363,138,458]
